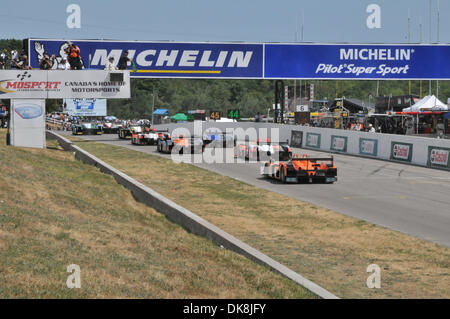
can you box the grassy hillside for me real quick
[66,136,450,298]
[0,129,315,298]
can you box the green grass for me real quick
[0,129,315,298]
[66,135,450,299]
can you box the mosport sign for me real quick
[0,70,130,99]
[28,39,450,80]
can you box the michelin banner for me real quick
[28,39,264,79]
[27,39,450,80]
[10,99,46,148]
[264,43,450,80]
[0,70,130,99]
[64,98,107,116]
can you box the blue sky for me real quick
[0,0,448,43]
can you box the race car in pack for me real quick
[130,125,147,145]
[236,138,292,162]
[118,124,143,139]
[261,154,337,184]
[157,132,174,153]
[132,127,169,145]
[157,133,204,154]
[102,121,120,134]
[172,135,205,154]
[72,122,103,135]
[202,128,236,149]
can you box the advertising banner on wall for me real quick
[330,135,348,152]
[28,39,450,80]
[427,146,450,170]
[28,39,264,79]
[390,141,413,162]
[64,98,107,116]
[0,70,130,99]
[10,99,46,148]
[359,138,378,156]
[305,132,321,148]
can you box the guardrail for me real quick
[46,130,339,299]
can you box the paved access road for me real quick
[62,132,450,247]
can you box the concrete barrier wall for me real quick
[46,130,338,299]
[154,122,450,170]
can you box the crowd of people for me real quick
[0,41,133,71]
[38,41,83,70]
[0,49,32,70]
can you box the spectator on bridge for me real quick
[0,49,8,69]
[17,55,32,70]
[39,53,54,70]
[56,58,70,70]
[10,50,19,69]
[104,57,118,71]
[118,51,132,70]
[66,41,83,70]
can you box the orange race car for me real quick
[261,153,337,184]
[157,133,205,154]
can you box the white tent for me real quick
[402,95,448,112]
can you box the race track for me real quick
[62,132,450,248]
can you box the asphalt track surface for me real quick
[62,132,450,248]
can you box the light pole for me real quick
[437,0,440,99]
[429,0,432,95]
[151,87,155,126]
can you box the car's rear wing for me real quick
[292,156,334,163]
[204,129,234,134]
[172,135,203,139]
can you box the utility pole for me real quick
[295,11,304,113]
[294,12,299,113]
[437,0,440,99]
[408,9,411,95]
[301,11,304,42]
[436,77,439,101]
[429,0,432,43]
[151,87,155,126]
[420,16,423,97]
[429,0,432,96]
[437,0,440,42]
[419,16,423,43]
[408,8,411,43]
